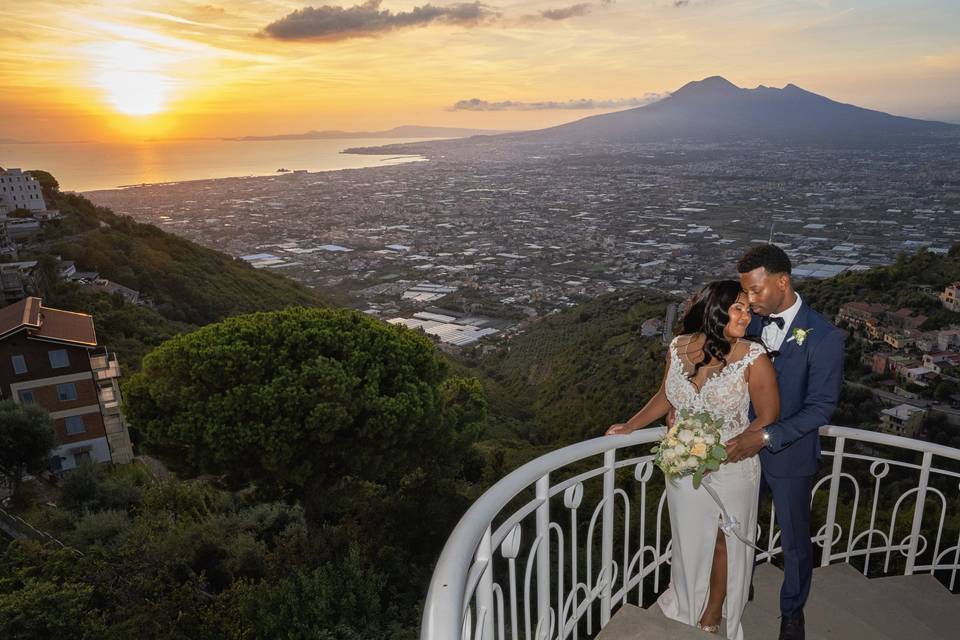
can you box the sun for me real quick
[98,69,170,115]
[88,41,174,116]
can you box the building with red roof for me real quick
[0,297,133,472]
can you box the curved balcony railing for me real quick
[421,425,960,640]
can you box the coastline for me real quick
[81,155,429,194]
[2,137,434,193]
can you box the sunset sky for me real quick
[2,0,958,142]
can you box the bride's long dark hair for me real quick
[678,280,745,381]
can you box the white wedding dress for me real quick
[656,336,765,640]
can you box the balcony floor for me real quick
[598,563,959,639]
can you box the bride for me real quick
[606,280,779,638]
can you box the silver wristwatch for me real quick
[761,428,772,448]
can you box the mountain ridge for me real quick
[348,76,959,154]
[516,75,958,145]
[226,125,513,142]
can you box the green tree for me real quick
[934,380,958,402]
[0,575,104,640]
[123,307,485,504]
[24,169,59,202]
[0,401,56,496]
[212,546,410,640]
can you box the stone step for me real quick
[741,563,891,640]
[868,572,960,640]
[601,563,958,640]
[596,603,716,639]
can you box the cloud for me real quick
[261,0,497,41]
[451,94,668,111]
[540,4,593,21]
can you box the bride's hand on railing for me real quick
[605,423,634,435]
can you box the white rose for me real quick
[686,457,699,469]
[677,430,694,444]
[703,434,716,445]
[673,444,687,456]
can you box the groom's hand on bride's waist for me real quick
[724,430,765,462]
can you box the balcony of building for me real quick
[421,426,960,640]
[89,350,121,381]
[88,349,134,464]
[97,383,121,414]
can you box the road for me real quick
[845,380,960,419]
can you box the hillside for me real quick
[34,177,324,324]
[464,246,960,454]
[463,290,671,447]
[7,171,327,369]
[510,76,959,145]
[798,246,960,329]
[349,76,960,157]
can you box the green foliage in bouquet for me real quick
[651,409,728,489]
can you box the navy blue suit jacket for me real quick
[748,300,845,477]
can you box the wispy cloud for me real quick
[522,1,615,24]
[121,8,247,32]
[541,4,593,21]
[451,93,667,111]
[260,0,498,41]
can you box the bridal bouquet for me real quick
[651,409,728,489]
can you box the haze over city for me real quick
[3,0,960,143]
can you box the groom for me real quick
[725,244,845,640]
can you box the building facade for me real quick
[0,168,46,215]
[879,403,926,438]
[0,297,134,472]
[942,283,960,313]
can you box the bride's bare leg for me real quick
[700,529,727,628]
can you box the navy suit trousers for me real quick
[761,470,814,616]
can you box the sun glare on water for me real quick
[88,41,174,116]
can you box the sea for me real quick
[0,138,433,193]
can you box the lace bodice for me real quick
[665,337,767,442]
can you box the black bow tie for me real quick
[761,316,785,329]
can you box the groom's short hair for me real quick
[737,244,792,275]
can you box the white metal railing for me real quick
[421,425,960,640]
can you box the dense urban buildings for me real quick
[87,143,960,332]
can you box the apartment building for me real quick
[0,297,134,472]
[879,403,926,438]
[0,168,46,215]
[942,282,960,313]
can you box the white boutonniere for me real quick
[788,327,813,345]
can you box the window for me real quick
[64,415,86,435]
[73,450,92,465]
[57,383,78,401]
[18,389,34,404]
[11,355,27,375]
[48,349,69,368]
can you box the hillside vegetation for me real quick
[32,173,325,325]
[464,290,672,447]
[7,171,328,370]
[798,246,960,329]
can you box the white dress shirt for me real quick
[761,293,802,351]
